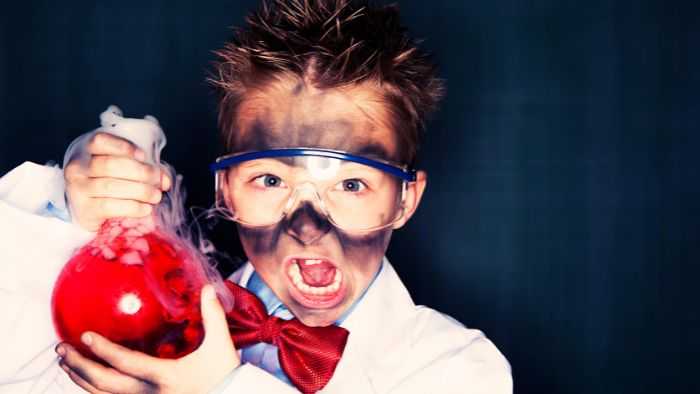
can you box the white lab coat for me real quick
[0,162,92,393]
[0,163,512,393]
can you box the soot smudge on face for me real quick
[237,202,332,255]
[237,222,285,256]
[237,200,391,268]
[336,228,392,264]
[231,116,281,152]
[234,118,351,150]
[231,117,397,162]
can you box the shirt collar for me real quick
[245,271,287,317]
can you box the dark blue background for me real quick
[1,1,698,392]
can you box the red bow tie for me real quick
[223,281,349,394]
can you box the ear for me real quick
[392,170,427,230]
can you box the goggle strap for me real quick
[211,148,417,182]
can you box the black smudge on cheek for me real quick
[336,228,392,268]
[236,223,284,257]
[238,219,391,267]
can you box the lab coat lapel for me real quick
[321,260,416,393]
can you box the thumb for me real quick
[174,285,240,394]
[199,284,237,353]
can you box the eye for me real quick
[253,174,285,188]
[338,179,367,193]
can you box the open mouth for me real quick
[285,257,345,308]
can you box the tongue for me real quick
[298,260,336,287]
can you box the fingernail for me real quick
[55,344,65,356]
[161,173,172,191]
[81,333,93,346]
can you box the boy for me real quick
[2,1,511,393]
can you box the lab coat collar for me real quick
[231,258,417,393]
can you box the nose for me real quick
[284,202,332,245]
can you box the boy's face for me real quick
[222,77,425,326]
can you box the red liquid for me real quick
[51,217,208,359]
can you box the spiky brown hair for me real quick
[209,0,444,164]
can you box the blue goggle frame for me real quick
[210,148,417,182]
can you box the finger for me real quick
[59,361,110,394]
[81,332,171,383]
[90,198,153,219]
[87,132,146,161]
[64,159,89,183]
[87,178,163,204]
[88,156,162,186]
[58,343,147,393]
[199,285,237,352]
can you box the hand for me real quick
[56,285,240,394]
[64,132,172,231]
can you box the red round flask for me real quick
[51,217,208,359]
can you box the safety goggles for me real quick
[210,148,416,232]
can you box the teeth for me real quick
[287,260,342,296]
[329,270,341,292]
[289,263,303,286]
